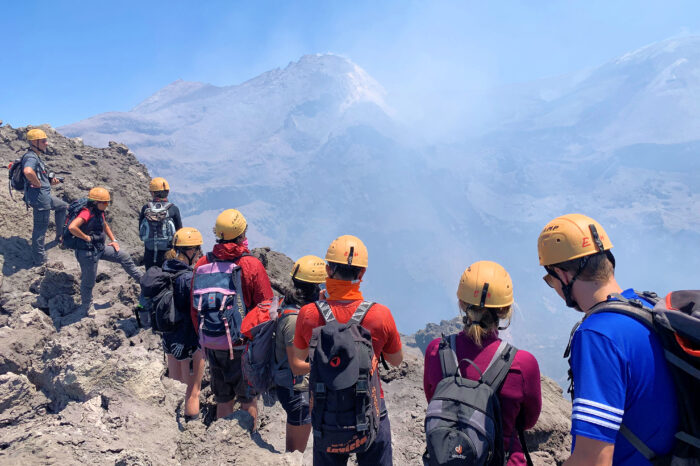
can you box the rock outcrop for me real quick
[0,125,571,464]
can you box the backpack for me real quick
[241,297,282,400]
[7,154,27,197]
[576,291,700,465]
[139,201,176,251]
[309,301,382,455]
[192,253,248,360]
[272,306,306,389]
[60,198,92,250]
[140,266,188,333]
[424,334,530,466]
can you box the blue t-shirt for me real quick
[570,289,678,465]
[22,151,52,209]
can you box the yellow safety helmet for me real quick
[173,227,203,247]
[325,235,368,268]
[291,255,327,283]
[538,213,613,266]
[457,260,513,308]
[214,209,247,241]
[26,128,47,141]
[149,177,170,192]
[87,187,111,202]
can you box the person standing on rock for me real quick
[423,260,542,466]
[68,187,143,316]
[22,128,68,266]
[138,177,182,270]
[159,227,205,422]
[273,255,327,453]
[538,214,678,465]
[190,209,273,427]
[291,235,403,466]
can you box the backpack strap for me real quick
[315,301,335,323]
[349,301,374,325]
[438,333,459,378]
[515,413,534,466]
[482,341,517,391]
[586,292,657,329]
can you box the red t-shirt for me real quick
[293,299,402,399]
[76,208,104,223]
[423,331,542,466]
[190,243,273,331]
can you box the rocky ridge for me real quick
[0,125,571,464]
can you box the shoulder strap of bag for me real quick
[482,341,517,391]
[349,301,374,325]
[515,413,534,466]
[438,333,459,378]
[586,292,656,329]
[315,301,335,323]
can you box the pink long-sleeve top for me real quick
[423,331,542,466]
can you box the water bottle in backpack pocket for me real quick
[309,301,382,455]
[192,258,247,359]
[139,201,176,251]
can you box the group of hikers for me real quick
[9,128,699,465]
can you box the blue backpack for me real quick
[192,253,248,360]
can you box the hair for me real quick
[551,251,614,283]
[284,278,321,308]
[164,249,178,260]
[152,190,169,199]
[327,263,364,281]
[459,300,513,347]
[174,245,202,265]
[216,228,247,245]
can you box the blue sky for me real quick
[2,0,699,128]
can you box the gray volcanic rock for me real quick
[0,126,571,464]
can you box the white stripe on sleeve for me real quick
[572,406,623,424]
[572,414,621,431]
[573,398,624,416]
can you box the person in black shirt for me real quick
[138,177,182,270]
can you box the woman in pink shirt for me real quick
[423,261,542,466]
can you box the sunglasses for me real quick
[542,267,558,288]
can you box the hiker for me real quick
[139,177,182,270]
[67,187,143,316]
[274,255,327,453]
[159,227,206,421]
[190,209,273,427]
[291,235,403,466]
[423,260,542,465]
[538,213,678,465]
[21,128,68,266]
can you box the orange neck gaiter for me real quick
[325,278,364,301]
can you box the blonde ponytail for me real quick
[459,300,513,347]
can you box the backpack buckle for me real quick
[315,383,326,396]
[356,422,368,432]
[356,380,368,394]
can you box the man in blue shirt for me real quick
[537,213,678,465]
[22,128,68,266]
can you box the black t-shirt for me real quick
[138,201,183,233]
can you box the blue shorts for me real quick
[276,386,310,426]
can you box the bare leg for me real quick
[216,401,235,419]
[240,398,259,431]
[286,423,312,453]
[167,354,182,382]
[183,350,205,417]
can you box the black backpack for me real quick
[7,154,27,198]
[140,266,188,333]
[424,335,532,466]
[573,291,700,465]
[309,301,382,455]
[60,198,92,250]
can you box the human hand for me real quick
[109,241,119,252]
[50,178,60,186]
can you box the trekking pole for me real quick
[133,305,142,328]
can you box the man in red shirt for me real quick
[292,235,403,466]
[190,209,273,427]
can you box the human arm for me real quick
[383,349,403,366]
[518,351,542,430]
[422,338,442,402]
[289,346,310,376]
[241,257,274,309]
[22,166,42,188]
[171,205,183,231]
[104,221,119,252]
[564,436,614,466]
[68,217,90,241]
[381,306,403,366]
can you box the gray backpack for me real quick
[139,201,176,251]
[424,334,532,466]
